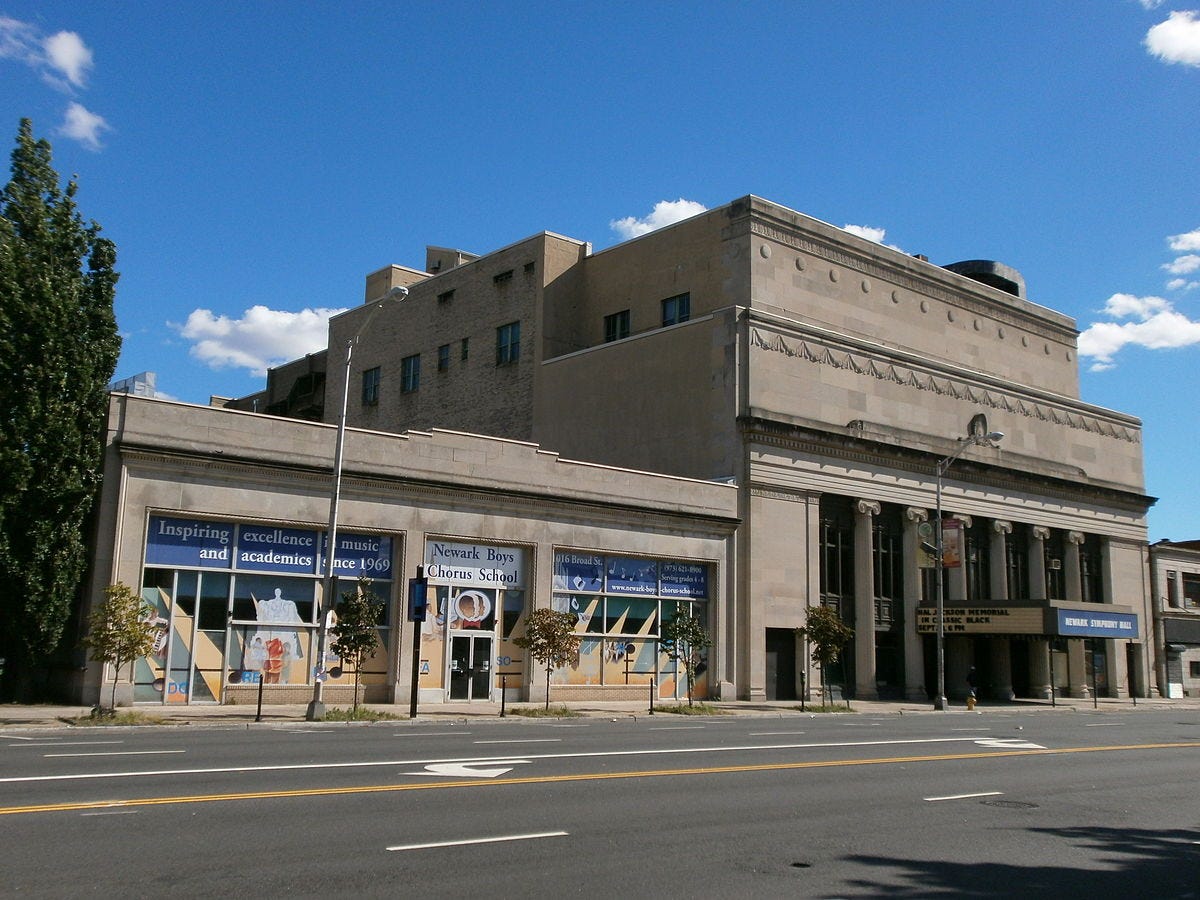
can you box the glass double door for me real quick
[449,633,493,701]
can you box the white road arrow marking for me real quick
[974,738,1046,750]
[407,760,531,778]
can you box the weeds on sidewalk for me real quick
[652,703,727,716]
[67,708,167,726]
[508,705,582,718]
[321,706,402,722]
[793,703,856,714]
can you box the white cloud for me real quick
[1078,293,1200,370]
[1138,0,1165,8]
[0,18,94,90]
[1168,228,1200,252]
[1167,278,1200,291]
[842,223,904,252]
[58,102,109,151]
[1145,10,1200,66]
[41,30,91,87]
[1163,253,1200,275]
[610,199,707,240]
[176,305,344,376]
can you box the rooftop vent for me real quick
[943,260,1026,299]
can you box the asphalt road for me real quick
[2,709,1198,898]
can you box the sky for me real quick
[1,1,1198,541]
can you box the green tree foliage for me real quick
[81,583,155,713]
[514,607,581,710]
[0,119,120,700]
[659,605,712,706]
[796,603,855,707]
[330,577,384,710]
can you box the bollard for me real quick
[649,678,655,715]
[255,670,264,722]
[500,674,507,717]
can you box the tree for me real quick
[330,577,384,711]
[0,119,121,701]
[81,583,155,713]
[796,603,855,708]
[659,606,712,707]
[513,607,581,710]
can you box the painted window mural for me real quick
[135,516,394,703]
[551,551,711,698]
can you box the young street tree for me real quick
[660,606,712,707]
[330,577,384,711]
[796,603,855,708]
[513,607,581,710]
[81,583,155,713]
[0,119,121,701]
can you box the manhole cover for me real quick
[981,800,1039,809]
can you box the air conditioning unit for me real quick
[1049,558,1062,570]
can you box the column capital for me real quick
[1067,530,1086,545]
[991,519,1013,535]
[1031,525,1051,541]
[905,506,929,524]
[855,498,881,517]
[953,514,973,529]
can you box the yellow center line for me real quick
[2,741,1196,817]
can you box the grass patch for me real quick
[652,702,726,716]
[321,706,403,722]
[794,703,855,713]
[508,705,583,718]
[67,708,167,727]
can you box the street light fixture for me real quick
[306,285,409,721]
[933,428,1003,711]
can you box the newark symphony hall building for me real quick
[84,195,1161,707]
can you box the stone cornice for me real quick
[748,326,1140,445]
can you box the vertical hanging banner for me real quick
[940,519,964,568]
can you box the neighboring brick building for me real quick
[1149,540,1200,698]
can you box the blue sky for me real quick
[2,1,1198,540]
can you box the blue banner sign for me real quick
[320,533,394,578]
[1055,609,1138,638]
[145,516,392,580]
[553,552,604,592]
[605,557,658,596]
[237,525,319,574]
[146,516,235,568]
[659,562,708,598]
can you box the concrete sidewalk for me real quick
[3,695,1197,728]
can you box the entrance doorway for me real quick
[765,628,796,701]
[449,634,493,701]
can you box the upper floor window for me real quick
[401,354,420,393]
[604,309,631,343]
[1184,573,1200,609]
[496,321,520,365]
[437,289,455,304]
[437,344,451,372]
[1080,537,1104,604]
[461,337,470,361]
[494,269,513,285]
[662,292,691,327]
[361,366,381,406]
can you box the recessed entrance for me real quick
[449,634,493,701]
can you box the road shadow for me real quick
[842,825,1200,897]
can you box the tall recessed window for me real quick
[401,354,420,393]
[604,309,631,343]
[662,292,690,327]
[361,366,381,406]
[461,337,470,361]
[437,344,450,372]
[496,321,520,365]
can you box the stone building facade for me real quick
[1149,540,1200,698]
[211,194,1158,703]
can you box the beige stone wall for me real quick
[533,308,742,480]
[743,196,1081,398]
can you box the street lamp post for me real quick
[306,285,409,721]
[933,429,1003,711]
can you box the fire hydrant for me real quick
[966,693,976,711]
